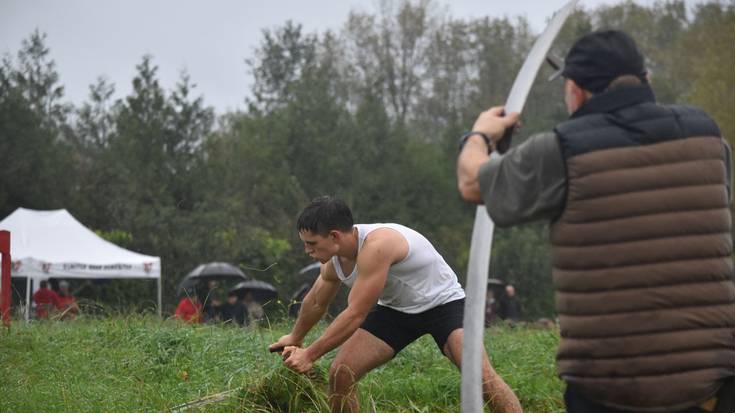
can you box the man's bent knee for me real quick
[329,362,359,393]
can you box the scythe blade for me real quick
[460,2,579,412]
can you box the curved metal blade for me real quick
[460,2,579,412]
[505,1,578,114]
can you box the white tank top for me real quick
[331,223,465,313]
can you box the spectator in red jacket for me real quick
[57,280,79,320]
[33,280,61,319]
[174,289,202,324]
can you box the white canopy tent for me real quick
[0,208,162,320]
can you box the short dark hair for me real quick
[297,196,353,236]
[40,280,48,288]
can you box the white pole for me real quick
[157,276,162,318]
[25,276,31,321]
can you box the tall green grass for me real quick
[0,316,563,412]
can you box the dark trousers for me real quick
[564,383,733,413]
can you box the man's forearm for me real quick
[290,295,330,341]
[304,307,366,362]
[458,135,491,203]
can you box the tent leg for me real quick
[157,277,162,318]
[25,277,31,322]
[0,230,10,327]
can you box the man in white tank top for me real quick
[269,196,522,413]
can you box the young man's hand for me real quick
[282,346,315,373]
[269,334,303,353]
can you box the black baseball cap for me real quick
[552,30,647,93]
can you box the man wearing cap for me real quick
[457,30,735,413]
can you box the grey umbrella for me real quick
[229,279,278,303]
[177,262,249,296]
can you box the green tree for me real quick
[343,0,439,124]
[74,77,117,152]
[593,1,689,103]
[681,2,735,145]
[0,31,75,218]
[248,21,319,112]
[5,2,729,317]
[2,30,71,129]
[79,56,216,305]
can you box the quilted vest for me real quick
[551,84,735,412]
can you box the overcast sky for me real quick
[0,0,708,114]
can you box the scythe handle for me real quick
[495,124,515,154]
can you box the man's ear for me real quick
[565,79,590,114]
[329,230,342,241]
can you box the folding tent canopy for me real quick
[0,208,162,319]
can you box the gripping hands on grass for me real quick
[282,346,315,373]
[269,336,315,373]
[269,333,303,354]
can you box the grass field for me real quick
[0,316,564,412]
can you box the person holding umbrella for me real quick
[220,290,248,326]
[243,291,264,325]
[269,196,521,413]
[229,279,277,325]
[200,279,223,323]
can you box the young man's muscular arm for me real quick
[283,229,408,373]
[269,261,341,352]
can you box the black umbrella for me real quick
[486,278,506,299]
[487,278,505,287]
[298,262,321,281]
[229,279,278,303]
[177,262,249,296]
[288,282,312,318]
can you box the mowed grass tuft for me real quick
[0,316,563,412]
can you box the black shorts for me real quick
[360,298,465,355]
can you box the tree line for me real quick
[1,0,732,318]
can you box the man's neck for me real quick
[570,83,655,119]
[337,226,359,261]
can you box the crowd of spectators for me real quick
[174,280,265,327]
